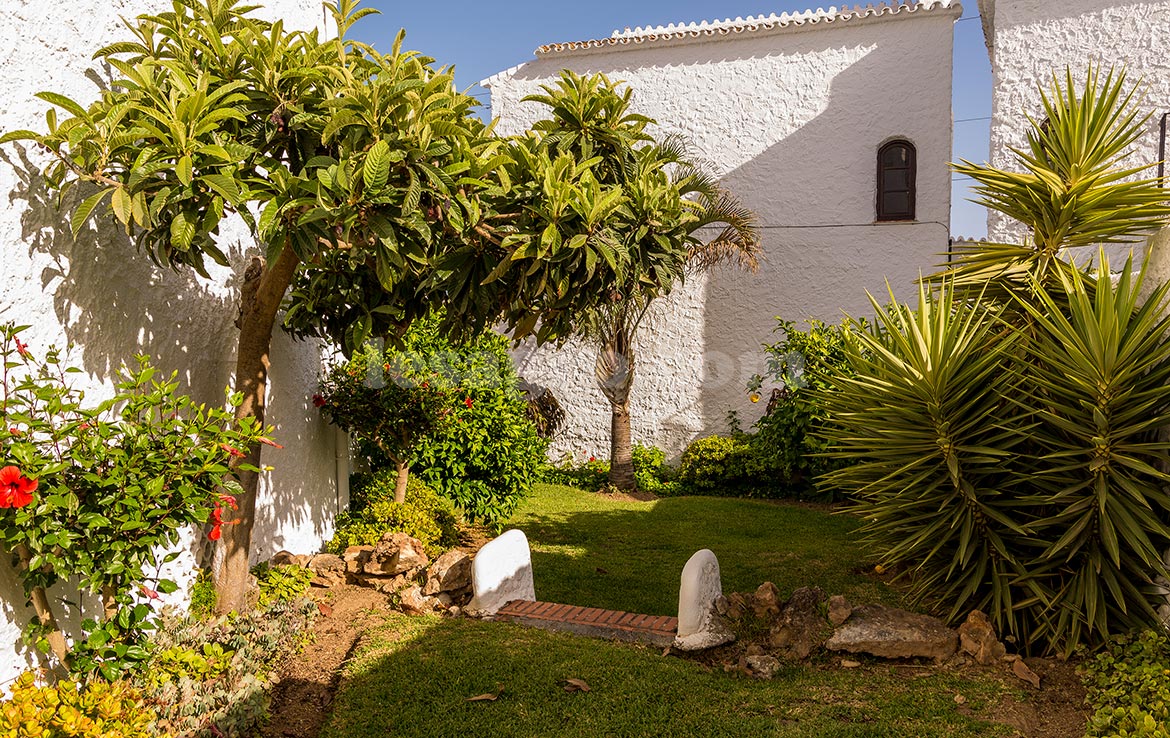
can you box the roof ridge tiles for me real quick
[541,0,960,58]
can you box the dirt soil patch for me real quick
[977,658,1089,738]
[262,585,391,738]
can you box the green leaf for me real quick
[71,189,113,237]
[363,140,391,192]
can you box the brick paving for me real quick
[495,599,678,647]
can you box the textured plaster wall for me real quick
[488,9,958,460]
[0,0,341,684]
[984,0,1170,259]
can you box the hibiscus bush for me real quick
[0,323,269,673]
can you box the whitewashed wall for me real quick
[0,0,343,683]
[980,0,1170,254]
[487,3,960,460]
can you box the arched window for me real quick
[876,140,916,222]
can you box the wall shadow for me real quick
[0,144,340,655]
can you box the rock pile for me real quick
[275,532,473,615]
[717,582,1019,682]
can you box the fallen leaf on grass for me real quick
[317,602,334,617]
[954,694,967,705]
[841,660,861,668]
[562,678,591,693]
[467,683,505,702]
[1011,659,1041,688]
[595,567,609,575]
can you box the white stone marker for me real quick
[467,529,536,616]
[674,549,734,651]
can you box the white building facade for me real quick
[0,0,346,682]
[979,0,1170,245]
[486,1,962,460]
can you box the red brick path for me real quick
[495,600,678,647]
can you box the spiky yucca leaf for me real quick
[1010,254,1170,651]
[819,281,1031,630]
[947,66,1170,299]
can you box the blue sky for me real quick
[351,2,992,238]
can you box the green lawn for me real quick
[323,485,1020,738]
[325,614,1014,738]
[509,483,909,615]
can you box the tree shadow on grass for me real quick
[321,615,1012,738]
[509,494,904,617]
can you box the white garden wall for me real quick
[979,0,1170,254]
[486,2,960,460]
[0,0,343,684]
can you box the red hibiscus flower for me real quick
[464,396,474,409]
[258,437,284,449]
[312,394,326,408]
[208,506,224,541]
[221,443,245,458]
[140,584,160,601]
[14,338,30,359]
[0,466,37,509]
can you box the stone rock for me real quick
[423,549,472,595]
[367,573,413,594]
[724,592,749,621]
[307,553,346,587]
[292,553,312,568]
[768,586,828,660]
[957,610,1006,665]
[674,549,735,651]
[397,585,434,615]
[371,533,429,576]
[746,654,781,679]
[841,659,861,668]
[468,529,536,615]
[751,582,782,619]
[436,592,453,608]
[825,604,958,660]
[343,545,375,573]
[828,595,852,627]
[270,550,297,567]
[1012,659,1041,688]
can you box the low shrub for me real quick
[252,563,313,607]
[0,672,156,737]
[327,472,459,556]
[631,444,681,496]
[148,642,234,688]
[1083,629,1170,737]
[541,454,611,491]
[130,597,317,738]
[676,435,785,498]
[541,445,680,495]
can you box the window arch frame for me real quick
[875,139,917,222]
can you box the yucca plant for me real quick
[820,66,1170,654]
[820,281,1033,634]
[1011,257,1170,650]
[948,66,1170,303]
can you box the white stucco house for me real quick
[978,0,1170,248]
[0,0,346,683]
[485,0,963,460]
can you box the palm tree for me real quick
[584,143,759,492]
